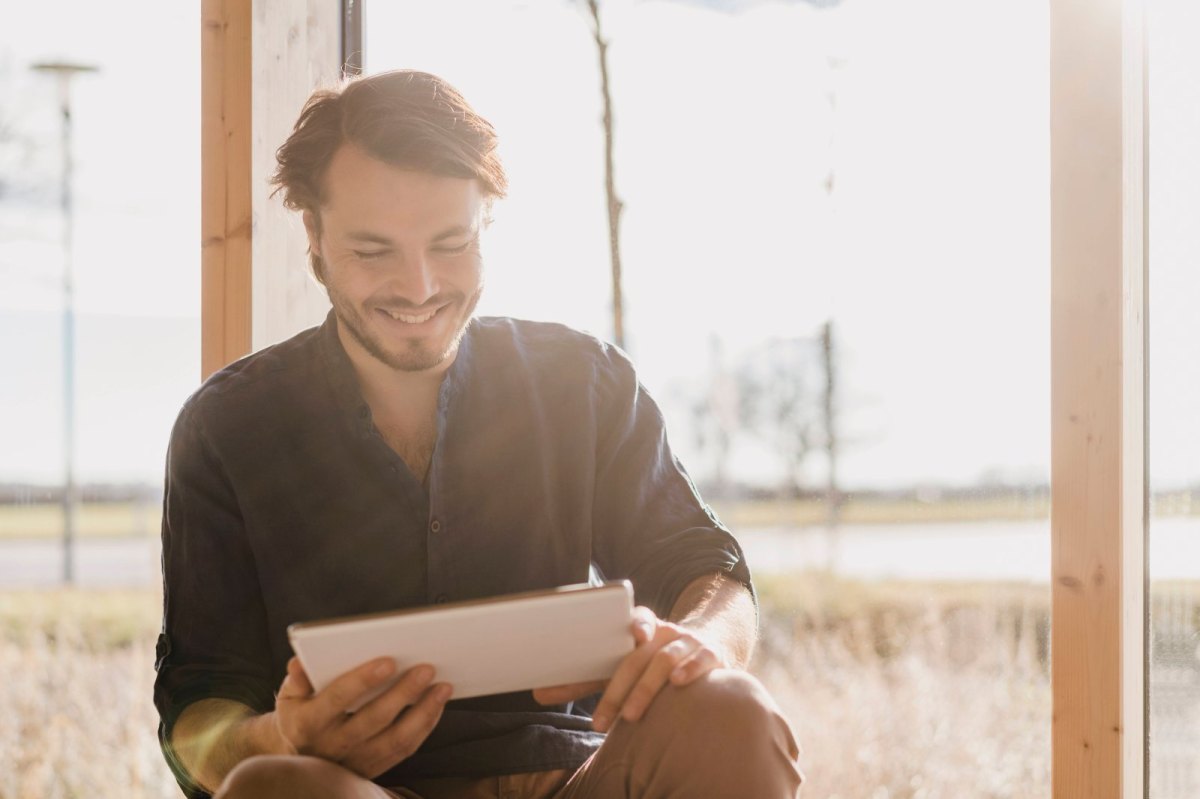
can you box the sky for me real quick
[0,0,1196,493]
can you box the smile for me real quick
[380,306,443,324]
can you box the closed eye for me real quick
[353,250,388,260]
[433,238,478,256]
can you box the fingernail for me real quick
[413,665,434,683]
[374,659,396,678]
[434,684,453,702]
[593,713,610,732]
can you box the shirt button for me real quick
[430,518,442,534]
[435,594,449,604]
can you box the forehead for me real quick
[320,144,483,232]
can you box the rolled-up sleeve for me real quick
[154,403,276,798]
[590,348,755,621]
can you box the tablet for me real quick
[287,581,635,710]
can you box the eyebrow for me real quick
[431,224,478,243]
[344,223,478,246]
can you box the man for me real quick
[154,70,802,799]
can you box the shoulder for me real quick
[468,316,634,382]
[175,323,325,432]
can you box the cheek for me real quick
[453,254,485,288]
[324,265,379,306]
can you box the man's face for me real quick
[304,144,486,373]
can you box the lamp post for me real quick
[31,60,97,585]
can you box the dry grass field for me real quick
[0,576,1055,799]
[0,503,161,540]
[0,496,1060,541]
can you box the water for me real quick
[741,516,1200,581]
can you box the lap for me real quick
[218,673,789,799]
[216,755,399,799]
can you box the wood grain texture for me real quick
[1050,0,1146,796]
[201,0,253,380]
[201,0,337,381]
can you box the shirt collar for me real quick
[316,309,371,427]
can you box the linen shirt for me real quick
[153,311,754,798]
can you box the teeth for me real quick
[385,308,437,324]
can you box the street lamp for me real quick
[31,60,98,585]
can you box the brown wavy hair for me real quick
[270,70,507,282]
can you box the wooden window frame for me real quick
[200,0,352,379]
[202,0,1152,794]
[1051,0,1147,795]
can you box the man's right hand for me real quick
[271,655,453,778]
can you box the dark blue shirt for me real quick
[153,312,754,798]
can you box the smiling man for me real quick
[153,70,802,799]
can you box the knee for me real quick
[655,670,779,730]
[615,670,804,793]
[215,754,361,799]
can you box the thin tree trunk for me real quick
[821,320,840,571]
[587,0,625,350]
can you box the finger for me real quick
[346,682,454,778]
[532,680,607,706]
[630,607,657,643]
[335,664,436,750]
[315,657,399,719]
[592,624,679,732]
[619,637,700,723]
[278,657,314,699]
[669,646,722,686]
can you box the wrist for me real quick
[251,710,296,757]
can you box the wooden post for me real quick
[201,0,253,379]
[201,0,339,381]
[1050,0,1146,795]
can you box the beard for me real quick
[329,282,483,372]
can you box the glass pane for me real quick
[1148,0,1200,796]
[0,1,197,795]
[368,0,1051,793]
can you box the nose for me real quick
[387,249,439,307]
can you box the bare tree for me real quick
[683,335,740,497]
[820,320,843,527]
[736,336,824,499]
[584,0,626,350]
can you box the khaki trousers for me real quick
[387,670,803,799]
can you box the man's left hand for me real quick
[531,605,728,733]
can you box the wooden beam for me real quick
[201,0,338,381]
[201,0,253,380]
[1050,0,1146,795]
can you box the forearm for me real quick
[668,572,757,668]
[172,699,287,793]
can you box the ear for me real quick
[302,210,323,257]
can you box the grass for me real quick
[752,574,1052,798]
[0,502,160,540]
[0,586,176,799]
[0,577,1059,799]
[0,497,1053,541]
[712,496,1052,527]
[9,576,1200,798]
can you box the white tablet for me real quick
[287,581,635,710]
